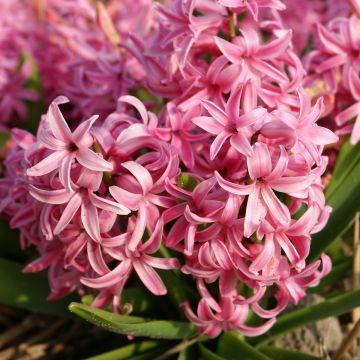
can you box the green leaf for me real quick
[198,344,226,360]
[69,302,197,340]
[86,341,168,360]
[178,345,199,360]
[253,289,360,347]
[0,131,10,148]
[259,346,321,360]
[218,332,270,360]
[0,221,22,258]
[309,139,360,262]
[0,258,76,317]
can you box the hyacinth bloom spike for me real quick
[0,0,343,340]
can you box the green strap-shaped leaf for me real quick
[309,140,360,262]
[86,341,169,360]
[0,258,76,317]
[69,302,197,340]
[253,289,360,347]
[259,346,321,360]
[218,332,270,360]
[198,344,226,360]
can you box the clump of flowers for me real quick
[2,0,357,339]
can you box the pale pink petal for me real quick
[77,147,113,172]
[27,150,68,177]
[89,192,130,215]
[192,116,224,134]
[247,143,272,180]
[128,205,147,251]
[80,259,131,288]
[122,161,153,194]
[54,193,82,235]
[210,131,231,159]
[133,260,167,295]
[47,102,71,142]
[119,95,149,124]
[257,30,292,60]
[214,37,243,63]
[72,115,99,143]
[230,132,253,156]
[109,186,142,211]
[81,203,101,242]
[29,185,72,204]
[215,171,252,195]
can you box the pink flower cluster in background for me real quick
[0,0,359,338]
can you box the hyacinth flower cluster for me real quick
[2,0,358,339]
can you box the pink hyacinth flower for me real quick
[27,96,113,190]
[216,143,315,237]
[193,87,267,159]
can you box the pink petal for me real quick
[261,185,290,225]
[143,254,180,270]
[109,186,142,211]
[47,102,71,142]
[269,175,315,194]
[54,192,82,235]
[257,30,292,60]
[72,115,99,143]
[133,260,167,295]
[77,147,113,172]
[247,143,272,180]
[29,185,72,204]
[89,192,130,215]
[27,150,68,177]
[87,242,109,275]
[192,116,224,134]
[81,259,131,288]
[214,37,243,63]
[128,205,147,251]
[81,203,101,242]
[201,100,229,126]
[118,95,149,124]
[317,24,347,54]
[230,132,253,156]
[210,131,231,160]
[122,161,153,194]
[215,171,252,195]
